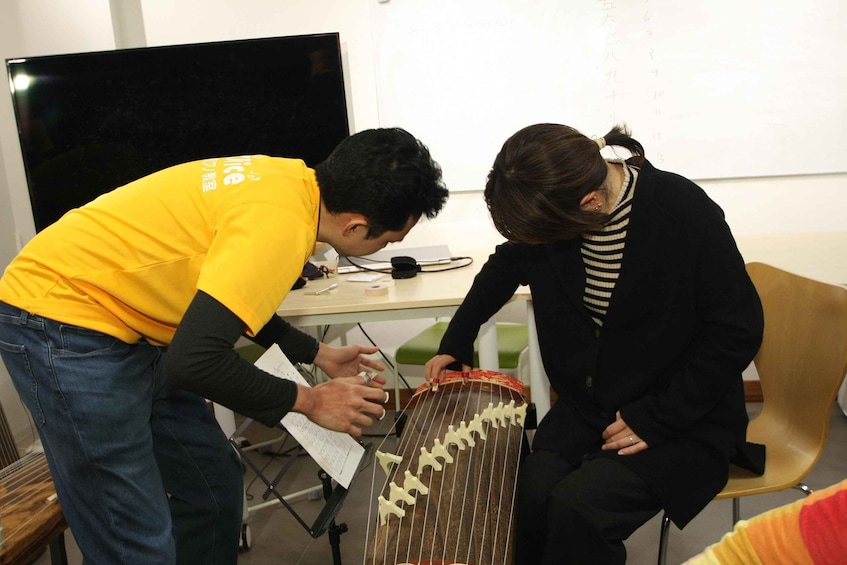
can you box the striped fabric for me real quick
[581,162,638,326]
[684,478,847,565]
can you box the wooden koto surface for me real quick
[0,452,66,565]
[364,370,527,565]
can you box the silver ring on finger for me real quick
[359,372,372,385]
[628,435,635,446]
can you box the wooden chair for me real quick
[657,262,847,564]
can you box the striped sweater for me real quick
[581,161,637,326]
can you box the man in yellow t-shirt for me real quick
[0,128,448,564]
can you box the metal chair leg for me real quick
[660,482,815,564]
[49,532,68,565]
[657,512,671,565]
[793,482,813,497]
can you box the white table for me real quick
[278,250,547,414]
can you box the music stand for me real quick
[232,436,373,565]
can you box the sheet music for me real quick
[253,345,364,488]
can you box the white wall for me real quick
[0,0,118,450]
[140,0,382,134]
[1,0,846,448]
[0,3,22,443]
[371,0,847,187]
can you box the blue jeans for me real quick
[0,301,243,564]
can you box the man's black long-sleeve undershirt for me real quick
[165,290,319,427]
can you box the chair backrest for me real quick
[747,262,847,459]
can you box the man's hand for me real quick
[601,411,649,455]
[292,376,388,436]
[313,342,386,382]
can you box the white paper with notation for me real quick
[253,345,364,488]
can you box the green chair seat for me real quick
[236,343,266,364]
[395,321,528,368]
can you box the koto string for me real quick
[494,385,514,565]
[364,371,527,565]
[503,424,523,565]
[456,384,489,564]
[366,377,441,565]
[366,388,428,565]
[366,378,438,565]
[420,385,453,564]
[472,385,504,564]
[407,380,448,565]
[443,383,476,564]
[438,381,471,563]
[0,453,59,545]
[467,382,502,561]
[1,453,53,506]
[412,374,513,562]
[493,385,518,565]
[407,384,444,565]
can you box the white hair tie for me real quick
[594,137,606,150]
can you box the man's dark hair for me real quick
[315,128,448,237]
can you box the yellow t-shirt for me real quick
[0,155,319,345]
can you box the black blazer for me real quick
[439,160,764,526]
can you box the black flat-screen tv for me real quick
[6,33,350,231]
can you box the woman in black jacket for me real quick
[425,123,764,564]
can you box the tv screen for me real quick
[6,33,350,231]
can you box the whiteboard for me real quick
[371,0,847,190]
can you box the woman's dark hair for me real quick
[315,127,449,238]
[484,123,644,243]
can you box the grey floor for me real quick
[45,403,847,565]
[237,402,847,565]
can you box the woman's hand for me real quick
[313,342,386,383]
[424,354,471,382]
[601,411,649,455]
